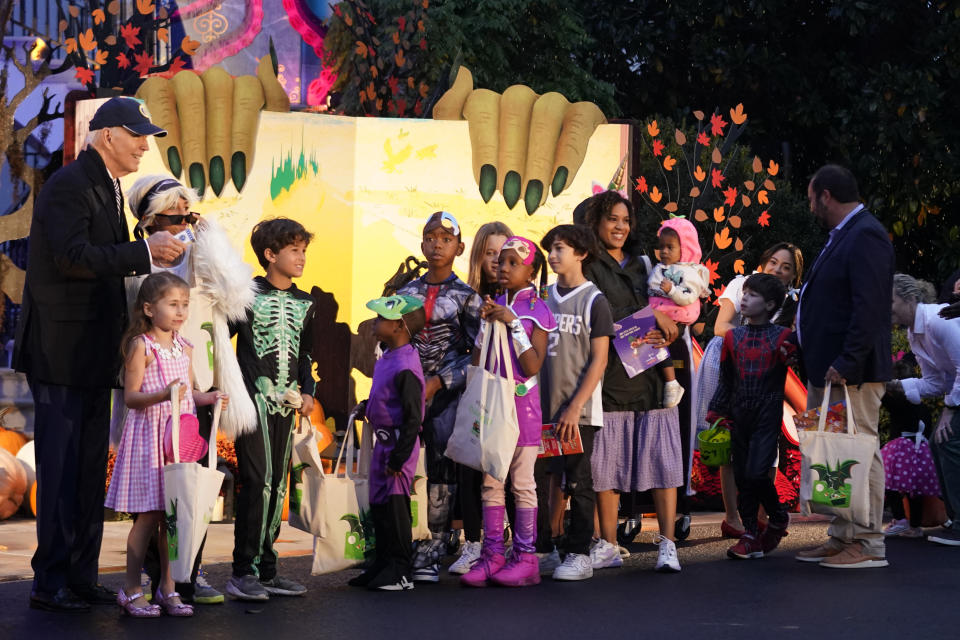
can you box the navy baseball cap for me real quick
[89,97,167,137]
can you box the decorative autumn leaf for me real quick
[712,147,722,164]
[728,215,742,229]
[743,180,755,191]
[675,129,686,145]
[407,77,415,89]
[694,166,706,182]
[647,120,659,137]
[133,50,152,76]
[763,179,776,191]
[757,190,769,205]
[355,40,367,57]
[730,103,747,125]
[366,82,376,100]
[723,187,737,207]
[105,35,117,46]
[419,38,427,50]
[387,76,399,95]
[711,167,724,188]
[693,110,705,121]
[107,0,120,15]
[652,139,664,157]
[714,227,733,250]
[733,259,745,274]
[663,155,676,171]
[167,56,185,75]
[649,186,663,204]
[696,131,710,146]
[181,36,200,56]
[392,31,401,45]
[635,176,648,193]
[704,259,720,284]
[59,19,67,34]
[712,285,726,303]
[713,206,726,222]
[767,160,779,176]
[65,38,77,54]
[68,4,80,18]
[735,237,744,251]
[158,27,169,43]
[394,49,406,67]
[120,23,141,49]
[741,195,751,207]
[116,52,130,69]
[752,156,763,173]
[137,0,155,16]
[94,49,108,66]
[710,112,727,136]
[689,186,701,197]
[74,66,95,85]
[694,209,708,222]
[758,210,771,227]
[92,8,105,24]
[78,28,96,52]
[664,202,678,213]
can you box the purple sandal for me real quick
[117,588,161,618]
[155,590,194,617]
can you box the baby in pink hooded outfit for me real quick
[647,218,710,407]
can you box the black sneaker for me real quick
[375,576,414,591]
[928,528,960,546]
[226,575,269,601]
[260,576,307,596]
[674,515,691,542]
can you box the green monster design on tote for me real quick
[289,462,310,516]
[341,510,375,560]
[166,498,179,561]
[410,474,424,527]
[811,459,859,507]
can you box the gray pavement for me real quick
[2,517,958,638]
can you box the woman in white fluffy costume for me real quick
[118,174,258,440]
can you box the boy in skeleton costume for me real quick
[227,218,317,601]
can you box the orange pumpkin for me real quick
[0,425,29,456]
[29,482,37,517]
[0,448,27,519]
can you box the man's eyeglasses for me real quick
[154,212,198,225]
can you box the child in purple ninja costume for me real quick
[461,236,557,588]
[348,295,427,591]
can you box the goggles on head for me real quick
[500,236,537,265]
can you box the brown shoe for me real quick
[795,540,845,563]
[819,543,888,569]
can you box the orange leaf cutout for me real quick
[730,103,747,125]
[65,38,77,54]
[693,110,705,121]
[764,179,776,191]
[728,215,742,229]
[734,259,745,274]
[741,195,751,207]
[695,209,708,222]
[714,227,733,250]
[663,155,676,171]
[664,202,678,213]
[694,165,706,182]
[92,8,105,24]
[107,0,120,15]
[647,120,659,137]
[137,0,155,15]
[181,36,200,56]
[752,156,763,173]
[735,237,744,251]
[78,28,96,52]
[649,186,663,203]
[105,34,116,46]
[94,49,108,66]
[757,190,769,205]
[158,27,169,43]
[743,180,755,191]
[68,5,80,18]
[713,207,726,222]
[689,186,701,197]
[767,160,779,176]
[395,49,406,67]
[712,147,722,164]
[758,210,771,227]
[704,259,720,284]
[59,19,67,33]
[675,129,686,145]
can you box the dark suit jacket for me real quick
[13,148,151,388]
[798,208,894,386]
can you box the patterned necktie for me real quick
[114,179,123,223]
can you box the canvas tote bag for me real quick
[288,415,328,537]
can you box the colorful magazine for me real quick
[612,305,669,377]
[538,424,585,458]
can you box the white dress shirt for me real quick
[902,303,960,408]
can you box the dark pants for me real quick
[931,409,960,531]
[886,490,924,527]
[422,388,459,535]
[731,397,787,535]
[671,337,692,514]
[534,426,596,555]
[28,380,110,594]
[233,407,295,580]
[459,466,484,542]
[371,495,414,583]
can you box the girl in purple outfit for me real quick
[461,236,557,587]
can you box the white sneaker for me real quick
[882,518,911,536]
[654,535,681,573]
[448,541,482,575]
[590,539,623,569]
[553,553,593,581]
[663,380,684,408]
[537,548,562,574]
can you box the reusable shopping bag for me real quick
[162,385,225,583]
[445,321,520,483]
[799,382,877,527]
[311,410,375,575]
[410,447,430,540]
[288,416,328,537]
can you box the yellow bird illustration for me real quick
[416,144,438,160]
[383,138,413,173]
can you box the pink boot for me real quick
[490,507,540,587]
[461,505,506,587]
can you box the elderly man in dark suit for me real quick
[794,164,894,569]
[14,97,185,612]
